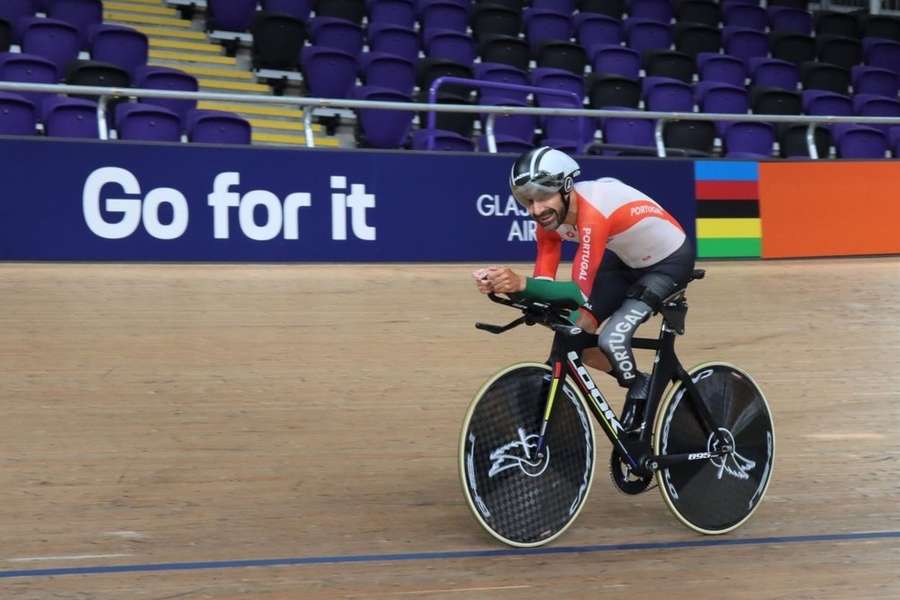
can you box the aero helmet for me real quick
[509,147,581,207]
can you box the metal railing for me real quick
[2,80,900,159]
[427,76,584,152]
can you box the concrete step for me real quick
[198,78,271,93]
[105,1,178,16]
[149,49,235,65]
[104,10,190,27]
[150,38,220,53]
[198,101,303,118]
[128,25,207,41]
[248,118,322,133]
[252,132,342,147]
[168,64,254,81]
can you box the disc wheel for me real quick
[459,363,596,547]
[653,362,775,534]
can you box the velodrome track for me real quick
[1,259,898,598]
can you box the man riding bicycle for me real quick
[473,146,696,429]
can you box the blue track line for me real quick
[2,530,899,579]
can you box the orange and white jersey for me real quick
[533,177,686,298]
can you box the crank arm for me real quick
[644,450,729,470]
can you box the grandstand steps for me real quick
[106,1,176,16]
[133,26,207,41]
[104,0,343,148]
[148,49,236,65]
[252,132,341,147]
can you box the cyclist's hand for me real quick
[472,268,494,294]
[485,267,526,294]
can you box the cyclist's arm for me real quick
[514,226,585,320]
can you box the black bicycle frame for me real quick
[539,316,727,475]
[476,291,729,477]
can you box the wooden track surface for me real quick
[1,259,899,598]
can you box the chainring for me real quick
[609,449,653,495]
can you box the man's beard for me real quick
[536,207,563,230]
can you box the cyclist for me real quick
[473,147,695,429]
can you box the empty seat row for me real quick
[0,90,251,144]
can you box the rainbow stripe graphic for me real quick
[694,161,761,259]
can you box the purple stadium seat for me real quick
[90,25,149,77]
[420,0,469,36]
[411,128,474,151]
[851,65,899,98]
[134,66,199,125]
[43,96,98,138]
[627,0,673,23]
[722,0,763,6]
[0,52,58,116]
[0,91,36,135]
[20,17,80,77]
[206,0,257,32]
[534,0,575,12]
[695,81,748,134]
[262,0,315,22]
[524,8,574,53]
[186,110,252,144]
[888,126,900,155]
[0,0,35,41]
[478,133,533,153]
[368,0,415,27]
[601,108,655,155]
[723,4,767,31]
[117,103,182,142]
[317,0,367,24]
[354,85,414,148]
[309,17,364,56]
[48,0,102,49]
[724,121,774,158]
[590,44,640,79]
[723,26,769,63]
[864,38,900,75]
[643,76,693,112]
[833,124,888,158]
[748,57,799,91]
[575,13,623,51]
[768,6,812,35]
[853,94,900,134]
[802,90,852,117]
[478,98,536,144]
[360,51,415,95]
[624,18,672,54]
[474,62,529,104]
[424,28,475,66]
[301,46,358,98]
[367,23,418,62]
[531,66,585,107]
[697,52,747,86]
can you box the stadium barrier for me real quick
[0,82,899,261]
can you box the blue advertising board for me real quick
[0,138,696,261]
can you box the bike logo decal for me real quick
[488,427,550,478]
[567,351,624,435]
[466,433,491,518]
[708,428,756,481]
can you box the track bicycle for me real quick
[459,269,775,547]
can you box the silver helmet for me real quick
[509,146,581,207]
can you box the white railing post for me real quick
[654,120,667,158]
[96,95,109,141]
[485,113,497,154]
[303,107,314,148]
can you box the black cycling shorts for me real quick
[581,238,696,324]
